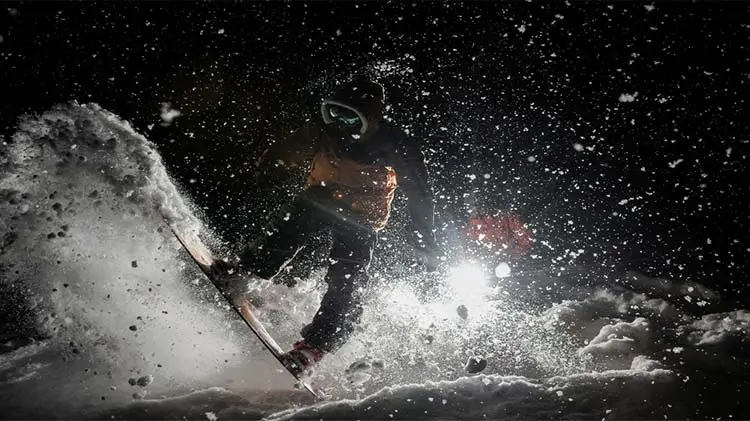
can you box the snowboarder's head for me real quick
[321,78,385,136]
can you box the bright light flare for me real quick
[445,262,495,318]
[495,262,512,278]
[447,262,487,295]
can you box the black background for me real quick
[2,2,749,302]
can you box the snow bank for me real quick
[0,103,294,418]
[91,387,311,420]
[267,368,677,420]
[261,274,749,420]
[683,310,750,346]
[92,271,749,420]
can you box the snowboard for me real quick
[164,222,322,399]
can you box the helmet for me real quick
[321,79,385,135]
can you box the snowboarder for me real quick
[211,78,443,376]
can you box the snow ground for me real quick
[0,103,748,419]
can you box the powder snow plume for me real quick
[0,103,305,418]
[1,103,749,420]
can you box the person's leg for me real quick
[236,197,323,281]
[301,223,376,353]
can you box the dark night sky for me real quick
[2,2,749,302]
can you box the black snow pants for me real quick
[237,186,376,353]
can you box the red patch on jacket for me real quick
[465,213,533,258]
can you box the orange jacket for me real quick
[259,119,437,245]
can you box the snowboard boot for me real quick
[280,341,325,378]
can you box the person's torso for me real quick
[306,123,403,230]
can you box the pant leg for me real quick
[237,197,324,280]
[302,222,376,353]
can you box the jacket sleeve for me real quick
[392,134,438,250]
[256,120,319,170]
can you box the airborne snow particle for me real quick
[644,4,655,11]
[136,375,153,387]
[494,262,511,278]
[131,260,138,268]
[129,325,137,331]
[464,356,487,374]
[127,378,136,386]
[159,102,182,127]
[573,143,585,151]
[205,412,218,421]
[456,305,468,319]
[668,158,684,168]
[619,92,639,102]
[0,35,4,43]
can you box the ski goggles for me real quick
[321,100,368,134]
[329,105,361,126]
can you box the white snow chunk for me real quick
[618,92,639,102]
[494,262,511,278]
[205,411,218,420]
[630,355,663,371]
[578,317,652,357]
[160,102,182,127]
[573,143,585,151]
[345,360,374,386]
[644,4,655,11]
[136,375,153,387]
[668,158,684,168]
[683,310,750,346]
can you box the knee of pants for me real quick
[238,246,291,280]
[325,262,369,291]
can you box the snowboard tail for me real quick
[164,222,321,399]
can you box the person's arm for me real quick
[393,134,438,251]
